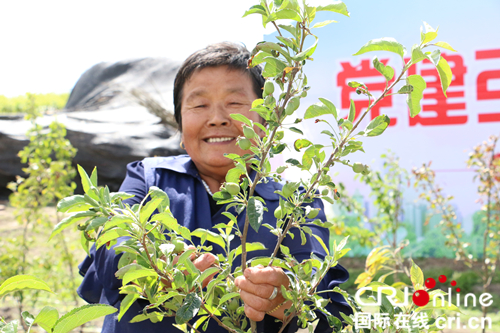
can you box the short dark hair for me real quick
[173,42,265,131]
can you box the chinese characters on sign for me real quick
[336,48,500,126]
[476,49,500,123]
[354,312,430,330]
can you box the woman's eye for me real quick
[195,105,206,108]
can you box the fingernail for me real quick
[244,268,252,278]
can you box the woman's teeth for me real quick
[206,137,233,143]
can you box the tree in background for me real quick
[5,95,78,331]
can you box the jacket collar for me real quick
[153,154,280,201]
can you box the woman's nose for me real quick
[208,105,231,127]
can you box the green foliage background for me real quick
[0,93,68,114]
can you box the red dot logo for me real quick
[425,278,436,289]
[456,288,461,292]
[451,280,457,286]
[412,290,430,307]
[438,275,447,283]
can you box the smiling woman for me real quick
[180,66,265,193]
[76,42,352,333]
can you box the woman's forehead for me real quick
[182,66,255,98]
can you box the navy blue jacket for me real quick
[77,155,352,332]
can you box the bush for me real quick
[0,93,69,114]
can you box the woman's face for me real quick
[180,66,262,180]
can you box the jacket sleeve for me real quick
[77,161,147,305]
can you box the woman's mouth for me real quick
[205,137,235,143]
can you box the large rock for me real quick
[0,58,183,197]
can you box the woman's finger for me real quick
[239,289,273,313]
[192,253,217,288]
[244,266,289,288]
[243,303,266,322]
[172,245,197,266]
[234,275,276,299]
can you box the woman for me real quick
[78,42,351,333]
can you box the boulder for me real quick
[0,58,183,198]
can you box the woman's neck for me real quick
[199,174,224,195]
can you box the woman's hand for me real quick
[235,265,291,322]
[162,246,218,289]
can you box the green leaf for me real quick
[198,267,219,284]
[50,211,96,240]
[253,42,291,62]
[278,24,298,38]
[421,22,438,44]
[294,138,313,151]
[397,85,414,94]
[316,1,350,17]
[110,192,134,202]
[32,306,59,332]
[219,292,240,305]
[410,260,424,290]
[248,197,264,233]
[262,57,287,77]
[304,101,336,120]
[364,115,390,137]
[90,167,98,187]
[373,57,394,81]
[434,41,457,52]
[289,127,303,135]
[312,234,329,256]
[425,49,441,67]
[411,45,426,64]
[192,229,225,249]
[436,56,453,97]
[21,311,35,328]
[0,321,18,333]
[242,4,267,17]
[292,37,318,61]
[56,195,92,213]
[122,268,157,285]
[348,99,355,123]
[286,158,300,166]
[118,293,139,321]
[318,98,338,120]
[233,242,267,258]
[95,229,129,250]
[86,216,109,232]
[77,165,92,195]
[102,215,135,232]
[348,81,363,88]
[353,37,406,59]
[230,113,252,126]
[305,4,316,23]
[406,75,427,117]
[149,186,170,213]
[276,36,296,50]
[140,197,164,224]
[312,20,337,29]
[152,211,179,232]
[175,293,202,324]
[274,9,301,22]
[52,304,117,333]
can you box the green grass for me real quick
[0,93,69,114]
